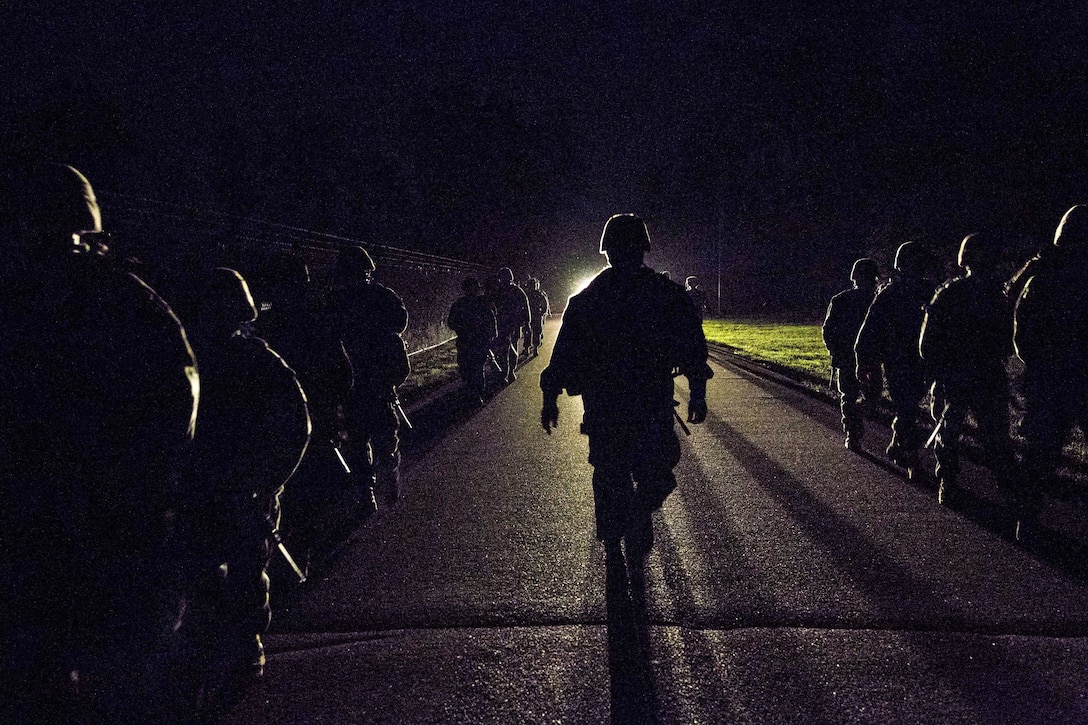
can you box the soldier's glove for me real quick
[541,400,560,434]
[687,396,707,424]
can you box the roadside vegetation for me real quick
[702,319,829,386]
[401,340,460,405]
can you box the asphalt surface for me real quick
[221,329,1088,724]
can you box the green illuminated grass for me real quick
[401,342,460,405]
[703,319,829,384]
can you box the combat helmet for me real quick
[849,258,879,283]
[22,164,103,252]
[957,232,999,271]
[893,241,926,276]
[204,267,258,326]
[1054,204,1088,251]
[599,214,650,255]
[337,245,376,276]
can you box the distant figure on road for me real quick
[486,267,531,384]
[325,245,410,508]
[447,276,498,400]
[540,214,712,566]
[822,258,879,452]
[855,241,935,476]
[525,276,551,357]
[919,233,1017,507]
[685,275,709,318]
[1012,204,1088,539]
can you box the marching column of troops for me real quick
[0,163,430,718]
[16,162,1084,720]
[823,204,1088,541]
[446,267,549,402]
[0,163,551,723]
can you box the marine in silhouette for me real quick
[855,241,935,476]
[0,164,199,721]
[822,258,879,452]
[447,276,498,400]
[540,214,712,565]
[920,233,1017,506]
[1013,204,1088,539]
[177,267,310,683]
[487,267,532,383]
[325,245,410,508]
[525,276,551,357]
[685,275,709,319]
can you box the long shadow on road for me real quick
[704,414,1081,722]
[605,550,660,725]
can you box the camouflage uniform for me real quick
[920,235,1016,505]
[525,277,551,357]
[447,277,497,398]
[541,215,712,562]
[855,242,934,472]
[487,268,531,383]
[327,247,410,508]
[0,165,199,721]
[822,259,878,450]
[1013,206,1088,527]
[177,268,310,683]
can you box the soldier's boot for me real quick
[936,474,957,506]
[844,422,864,452]
[934,449,959,506]
[250,634,266,679]
[353,481,378,518]
[886,438,919,478]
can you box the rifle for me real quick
[332,443,351,473]
[673,407,692,437]
[924,420,942,449]
[394,396,413,429]
[270,528,306,584]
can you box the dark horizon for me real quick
[6,1,1088,305]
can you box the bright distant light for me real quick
[571,275,597,297]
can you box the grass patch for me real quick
[401,341,460,405]
[703,319,830,383]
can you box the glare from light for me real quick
[571,274,597,297]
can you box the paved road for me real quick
[222,331,1088,724]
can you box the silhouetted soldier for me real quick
[920,233,1017,506]
[525,276,551,357]
[822,258,879,452]
[1013,204,1088,539]
[685,275,709,319]
[447,276,498,401]
[326,245,410,508]
[177,267,310,685]
[0,164,199,721]
[487,266,531,384]
[855,241,935,475]
[265,257,378,534]
[540,214,712,565]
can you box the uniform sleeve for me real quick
[1013,276,1045,365]
[672,286,713,394]
[822,297,841,361]
[854,291,886,367]
[540,295,585,397]
[918,286,952,372]
[248,341,312,493]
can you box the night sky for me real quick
[5,1,1088,307]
